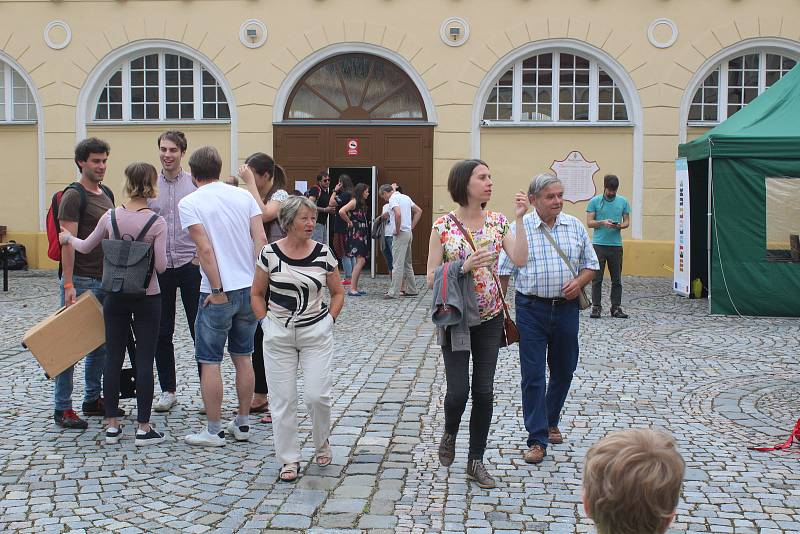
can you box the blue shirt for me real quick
[498,211,599,298]
[586,194,630,246]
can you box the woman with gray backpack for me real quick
[59,162,167,446]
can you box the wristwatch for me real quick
[211,286,224,295]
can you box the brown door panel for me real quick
[274,124,432,274]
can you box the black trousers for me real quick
[252,322,269,395]
[103,294,161,423]
[155,262,201,392]
[442,314,503,460]
[591,244,623,308]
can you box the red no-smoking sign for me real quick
[346,138,359,156]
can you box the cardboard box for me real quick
[22,291,105,378]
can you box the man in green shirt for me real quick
[586,175,630,318]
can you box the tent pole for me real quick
[707,156,713,315]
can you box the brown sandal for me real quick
[279,462,300,482]
[316,440,332,466]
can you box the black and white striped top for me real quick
[256,242,338,327]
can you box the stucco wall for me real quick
[1,0,799,271]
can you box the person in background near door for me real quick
[60,162,167,446]
[54,137,120,430]
[306,171,334,245]
[498,173,598,466]
[251,196,344,482]
[223,175,239,187]
[381,183,422,299]
[180,146,267,447]
[148,130,201,414]
[330,175,354,285]
[339,183,371,296]
[426,159,530,488]
[380,188,396,275]
[586,174,630,319]
[238,153,290,422]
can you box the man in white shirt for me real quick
[178,146,267,447]
[379,183,422,299]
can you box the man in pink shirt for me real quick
[148,131,200,412]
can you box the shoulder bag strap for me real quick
[135,213,160,242]
[540,224,579,278]
[447,213,513,321]
[441,261,448,304]
[110,208,122,240]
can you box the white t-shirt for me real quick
[381,204,395,237]
[179,181,262,292]
[388,192,415,233]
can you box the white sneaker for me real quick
[227,419,251,441]
[185,428,225,447]
[153,392,177,412]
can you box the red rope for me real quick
[748,418,800,453]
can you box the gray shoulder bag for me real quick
[540,225,592,310]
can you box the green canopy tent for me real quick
[678,64,800,316]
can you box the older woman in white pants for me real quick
[251,195,345,482]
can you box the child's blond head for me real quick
[583,428,685,534]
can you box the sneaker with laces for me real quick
[589,306,602,319]
[227,420,251,441]
[438,432,456,467]
[135,427,166,447]
[82,397,125,417]
[611,306,629,318]
[466,459,497,489]
[185,428,225,447]
[105,426,123,444]
[54,409,88,429]
[153,392,177,413]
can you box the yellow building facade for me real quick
[2,0,799,273]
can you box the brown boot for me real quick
[548,426,563,445]
[438,432,456,467]
[523,444,546,464]
[466,459,496,489]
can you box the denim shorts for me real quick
[194,287,258,364]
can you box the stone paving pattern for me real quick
[0,271,798,533]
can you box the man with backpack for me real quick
[53,137,122,429]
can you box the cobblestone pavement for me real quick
[1,271,798,533]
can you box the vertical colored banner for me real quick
[673,158,691,297]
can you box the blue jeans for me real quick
[54,276,107,410]
[383,236,394,272]
[194,287,258,364]
[515,292,579,449]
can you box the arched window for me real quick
[687,49,798,124]
[481,51,628,124]
[0,62,37,122]
[285,54,426,121]
[92,51,229,122]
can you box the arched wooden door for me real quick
[275,53,433,274]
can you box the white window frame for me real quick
[481,50,631,127]
[686,48,800,127]
[1,63,37,124]
[90,50,230,124]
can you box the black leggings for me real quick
[103,294,161,423]
[442,314,503,460]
